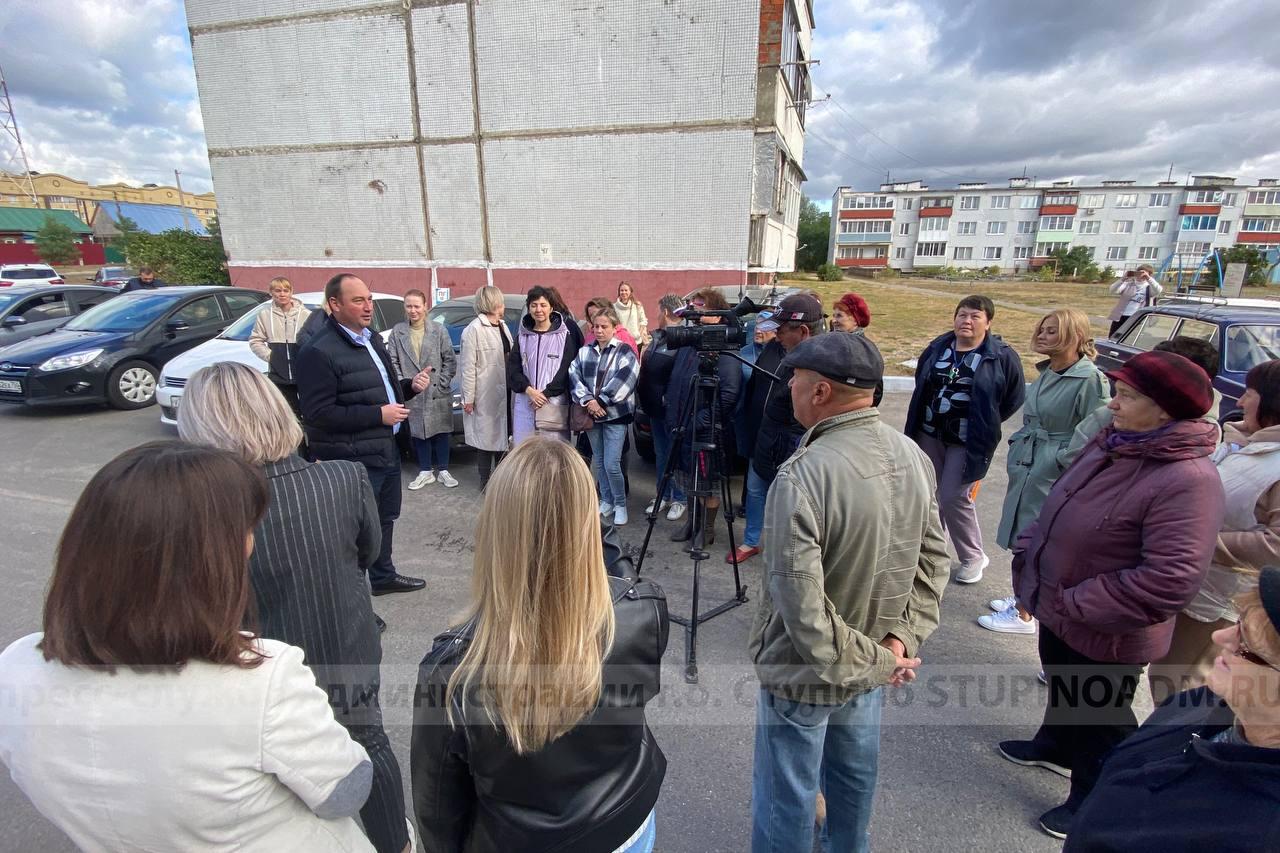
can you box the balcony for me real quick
[1039,204,1078,216]
[919,207,952,217]
[1244,203,1280,217]
[839,209,894,220]
[1239,231,1280,244]
[1179,204,1221,216]
[1036,229,1074,241]
[836,257,888,268]
[836,232,893,244]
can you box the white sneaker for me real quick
[599,499,613,516]
[953,554,989,584]
[613,506,628,526]
[408,471,435,490]
[666,502,687,521]
[989,595,1017,613]
[978,605,1037,634]
[437,470,459,488]
[645,498,672,514]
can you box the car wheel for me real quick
[106,360,158,410]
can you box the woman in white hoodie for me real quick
[249,276,309,412]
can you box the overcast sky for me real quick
[2,0,1278,202]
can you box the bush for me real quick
[984,265,1002,276]
[915,265,945,277]
[1037,265,1057,282]
[128,224,229,285]
[1099,266,1115,282]
[817,263,844,282]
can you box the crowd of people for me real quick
[1,270,1279,851]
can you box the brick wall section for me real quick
[758,0,783,65]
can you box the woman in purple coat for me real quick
[999,351,1226,841]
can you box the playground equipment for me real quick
[1157,248,1225,294]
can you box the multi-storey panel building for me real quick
[830,174,1268,274]
[186,0,812,310]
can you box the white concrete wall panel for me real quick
[422,144,485,260]
[211,148,425,261]
[752,134,778,214]
[193,14,412,148]
[473,1,758,133]
[410,5,476,140]
[185,0,391,28]
[484,129,753,266]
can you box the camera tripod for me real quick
[634,348,781,683]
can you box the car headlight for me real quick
[37,349,104,372]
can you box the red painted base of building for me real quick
[228,264,759,321]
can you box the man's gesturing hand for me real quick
[880,635,921,687]
[381,403,410,426]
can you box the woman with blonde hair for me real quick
[982,308,1110,635]
[178,362,412,853]
[411,437,668,853]
[390,289,459,490]
[249,275,308,412]
[614,281,649,346]
[460,285,513,489]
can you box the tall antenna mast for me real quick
[0,65,38,205]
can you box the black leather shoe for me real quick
[371,574,426,596]
[374,614,387,633]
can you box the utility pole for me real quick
[174,169,194,231]
[0,65,38,205]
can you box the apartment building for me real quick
[0,172,217,229]
[829,174,1276,274]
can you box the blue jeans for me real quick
[751,687,882,853]
[615,810,655,852]
[651,418,686,503]
[588,422,628,508]
[743,463,769,548]
[413,433,450,473]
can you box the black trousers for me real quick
[1033,626,1142,808]
[476,450,505,489]
[362,463,402,587]
[334,681,408,853]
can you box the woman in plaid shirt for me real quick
[570,306,640,526]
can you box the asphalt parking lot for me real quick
[0,393,1154,852]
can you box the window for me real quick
[1035,241,1070,255]
[898,222,910,235]
[221,293,264,320]
[901,198,913,210]
[16,293,71,321]
[954,247,974,260]
[1123,312,1181,350]
[920,217,950,232]
[921,196,953,208]
[895,247,908,259]
[843,194,894,209]
[171,296,223,327]
[1020,195,1041,209]
[1079,221,1101,235]
[839,220,892,234]
[1013,246,1032,259]
[1081,193,1105,208]
[957,221,977,235]
[983,247,1003,260]
[990,195,1011,209]
[1138,246,1161,260]
[1219,219,1233,234]
[1106,246,1128,260]
[987,221,1007,235]
[1017,220,1036,234]
[1222,193,1238,207]
[1040,215,1074,230]
[1189,189,1222,204]
[1178,319,1219,345]
[779,0,810,125]
[959,195,980,210]
[839,246,888,259]
[1081,246,1096,259]
[916,242,946,257]
[1176,241,1212,255]
[1248,190,1280,205]
[1242,218,1280,232]
[1226,325,1280,373]
[1114,194,1138,208]
[1113,220,1134,234]
[1149,193,1172,206]
[1181,215,1219,231]
[1044,193,1077,206]
[1145,220,1166,234]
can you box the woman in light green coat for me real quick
[981,308,1110,634]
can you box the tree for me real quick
[110,215,142,261]
[1203,244,1271,289]
[1046,246,1099,280]
[795,196,831,271]
[127,227,230,285]
[34,216,80,266]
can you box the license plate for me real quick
[0,380,20,393]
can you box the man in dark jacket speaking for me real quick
[298,273,429,597]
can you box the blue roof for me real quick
[101,201,209,236]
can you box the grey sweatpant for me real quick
[915,433,985,565]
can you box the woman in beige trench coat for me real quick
[460,286,514,489]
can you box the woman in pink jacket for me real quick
[998,351,1226,841]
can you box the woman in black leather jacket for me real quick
[411,436,669,853]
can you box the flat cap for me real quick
[756,293,823,332]
[781,331,884,389]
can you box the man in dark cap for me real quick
[731,292,824,565]
[748,333,949,853]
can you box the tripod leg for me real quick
[685,549,700,683]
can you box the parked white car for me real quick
[0,264,64,288]
[157,291,405,425]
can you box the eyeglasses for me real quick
[1236,624,1280,673]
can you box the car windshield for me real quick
[102,267,133,278]
[219,298,322,341]
[428,303,478,327]
[4,268,55,280]
[1226,324,1280,373]
[64,292,179,332]
[0,294,15,313]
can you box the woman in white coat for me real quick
[1107,264,1163,338]
[460,285,514,489]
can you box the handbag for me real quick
[534,399,569,431]
[571,346,617,434]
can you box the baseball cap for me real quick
[756,293,823,332]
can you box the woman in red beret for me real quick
[831,293,871,334]
[998,350,1226,841]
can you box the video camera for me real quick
[663,296,767,353]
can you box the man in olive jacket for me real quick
[748,333,949,853]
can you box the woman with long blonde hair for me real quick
[411,437,668,853]
[983,308,1109,635]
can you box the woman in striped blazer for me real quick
[178,362,412,853]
